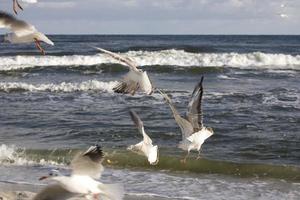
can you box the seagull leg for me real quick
[34,38,46,55]
[93,193,100,200]
[180,151,190,164]
[16,0,23,10]
[196,150,202,160]
[13,0,18,14]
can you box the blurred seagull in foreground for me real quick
[128,110,159,165]
[158,77,214,163]
[12,0,38,15]
[0,11,54,55]
[93,47,154,95]
[34,145,124,200]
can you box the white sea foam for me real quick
[0,50,300,71]
[0,80,118,93]
[0,144,61,166]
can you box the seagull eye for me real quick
[49,173,53,176]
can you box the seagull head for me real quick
[34,32,54,46]
[207,127,214,135]
[39,169,61,181]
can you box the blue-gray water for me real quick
[0,35,299,199]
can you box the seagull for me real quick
[93,47,154,95]
[158,77,214,163]
[0,11,54,55]
[128,110,159,165]
[12,0,37,15]
[34,145,124,200]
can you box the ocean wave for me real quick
[0,80,118,93]
[0,50,300,71]
[0,144,62,166]
[1,146,299,181]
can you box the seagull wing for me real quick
[0,11,36,36]
[33,184,76,200]
[158,89,194,139]
[93,47,139,72]
[129,110,152,145]
[71,145,104,179]
[187,77,204,131]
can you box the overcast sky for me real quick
[1,0,299,34]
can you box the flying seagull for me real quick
[128,110,159,165]
[0,11,54,55]
[93,47,154,95]
[158,77,214,163]
[12,0,38,15]
[35,145,124,200]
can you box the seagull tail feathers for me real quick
[98,183,125,200]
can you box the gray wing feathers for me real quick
[33,184,75,200]
[93,47,139,71]
[129,110,152,144]
[113,81,139,95]
[0,11,35,35]
[158,89,194,138]
[71,145,104,179]
[187,76,204,131]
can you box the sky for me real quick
[1,0,299,34]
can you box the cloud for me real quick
[36,1,76,9]
[1,0,299,34]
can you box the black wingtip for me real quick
[83,145,103,158]
[199,76,204,86]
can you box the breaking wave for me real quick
[0,144,63,166]
[1,145,300,181]
[0,50,300,71]
[0,80,118,93]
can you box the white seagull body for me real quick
[34,145,124,200]
[128,110,159,165]
[0,11,54,54]
[158,77,214,162]
[94,47,154,95]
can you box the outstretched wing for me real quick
[187,77,204,131]
[0,11,36,36]
[129,110,152,145]
[93,47,139,72]
[158,89,194,138]
[71,145,104,179]
[33,184,75,200]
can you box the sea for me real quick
[0,35,299,200]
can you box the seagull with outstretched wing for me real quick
[158,77,214,163]
[35,145,124,200]
[0,11,54,55]
[128,110,159,165]
[93,47,154,95]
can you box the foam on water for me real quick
[0,144,62,166]
[0,50,300,71]
[0,80,118,93]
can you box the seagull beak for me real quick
[39,176,49,181]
